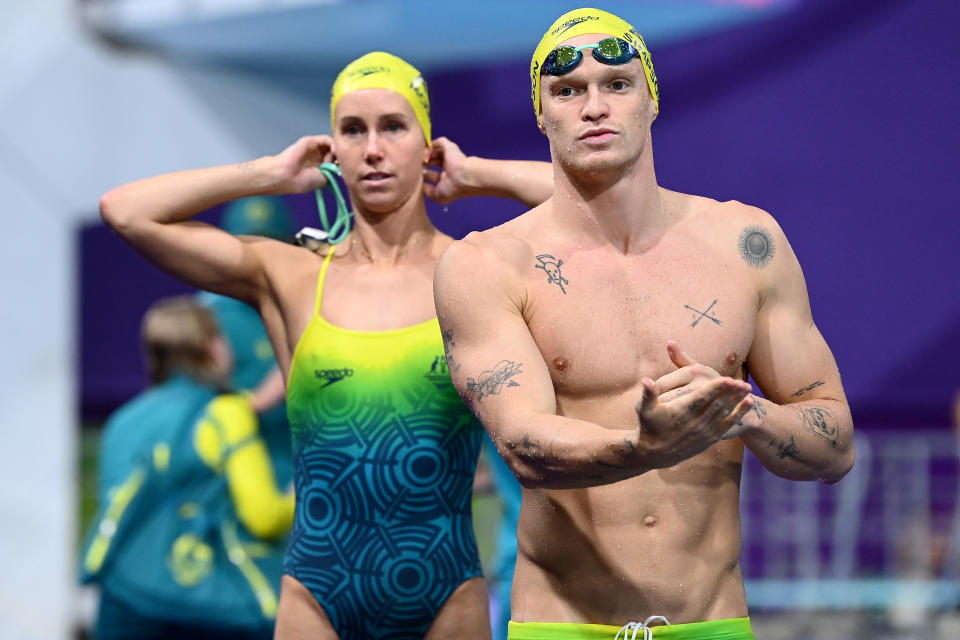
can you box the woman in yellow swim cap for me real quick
[100,50,552,640]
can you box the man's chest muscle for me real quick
[524,251,757,395]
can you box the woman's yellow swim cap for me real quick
[331,51,431,145]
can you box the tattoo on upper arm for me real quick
[790,381,825,397]
[769,435,800,460]
[466,360,524,402]
[441,330,461,373]
[738,225,776,269]
[800,407,839,447]
[684,299,722,327]
[534,254,569,294]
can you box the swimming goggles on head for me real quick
[542,37,639,76]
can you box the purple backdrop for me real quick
[81,0,960,425]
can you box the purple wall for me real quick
[81,0,959,424]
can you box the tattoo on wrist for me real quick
[466,360,523,402]
[535,254,569,294]
[235,160,255,171]
[769,435,800,460]
[790,380,825,397]
[522,433,542,450]
[753,398,768,420]
[738,225,775,269]
[441,330,461,373]
[666,387,692,401]
[684,299,722,328]
[800,406,839,447]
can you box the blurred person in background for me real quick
[434,8,854,639]
[99,51,551,639]
[80,296,293,640]
[200,195,297,488]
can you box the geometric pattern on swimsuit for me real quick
[284,251,483,639]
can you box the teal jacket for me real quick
[81,374,286,628]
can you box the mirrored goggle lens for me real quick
[595,37,633,63]
[551,46,579,68]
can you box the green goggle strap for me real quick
[314,162,352,245]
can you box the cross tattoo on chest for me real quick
[684,299,722,327]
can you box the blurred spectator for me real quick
[80,297,293,640]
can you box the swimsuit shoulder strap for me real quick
[313,248,337,318]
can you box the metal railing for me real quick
[740,430,960,609]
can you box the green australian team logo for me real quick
[168,533,214,586]
[424,355,452,390]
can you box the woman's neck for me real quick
[349,195,437,266]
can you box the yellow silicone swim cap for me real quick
[530,8,659,122]
[330,52,431,145]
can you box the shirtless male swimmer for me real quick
[434,8,854,640]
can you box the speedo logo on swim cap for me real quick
[350,65,390,79]
[314,368,354,388]
[550,15,599,37]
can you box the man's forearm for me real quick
[495,413,649,490]
[742,396,854,483]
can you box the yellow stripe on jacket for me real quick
[194,394,294,540]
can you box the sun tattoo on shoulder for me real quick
[738,225,776,269]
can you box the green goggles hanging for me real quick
[312,162,352,245]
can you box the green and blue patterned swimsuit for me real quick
[284,250,483,638]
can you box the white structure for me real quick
[0,2,330,638]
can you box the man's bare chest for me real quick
[522,249,758,394]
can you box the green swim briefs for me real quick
[507,617,754,639]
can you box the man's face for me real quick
[332,89,429,214]
[539,33,655,175]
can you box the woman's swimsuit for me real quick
[284,249,483,639]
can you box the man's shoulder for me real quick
[442,206,547,275]
[673,191,786,249]
[673,190,776,227]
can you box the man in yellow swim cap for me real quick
[435,8,854,639]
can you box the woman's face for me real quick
[332,89,429,214]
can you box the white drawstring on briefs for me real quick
[614,615,671,640]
